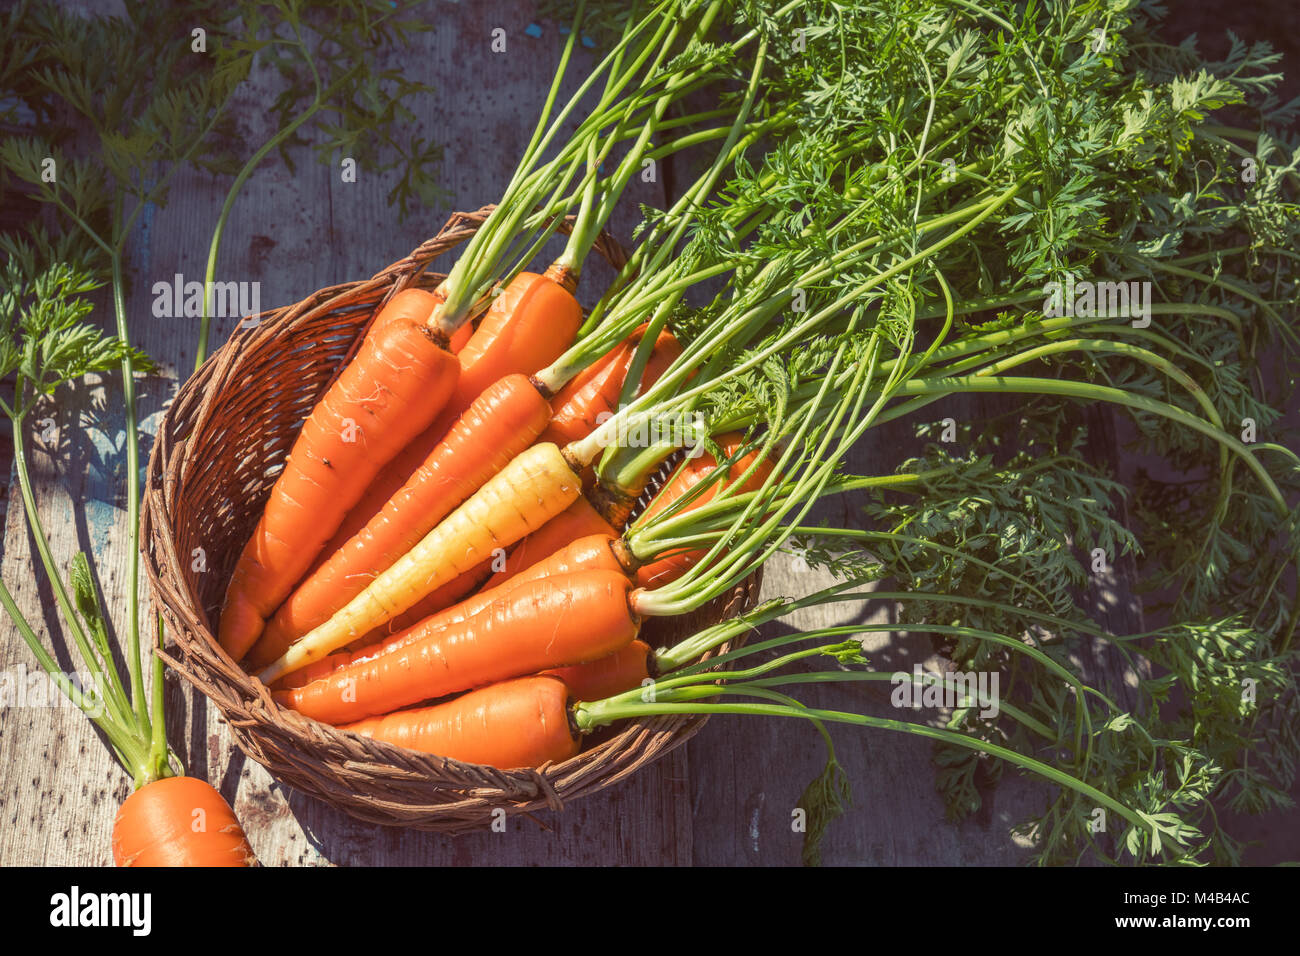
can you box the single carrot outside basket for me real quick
[139,207,759,832]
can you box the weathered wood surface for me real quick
[2,0,1153,866]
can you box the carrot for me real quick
[346,556,493,650]
[540,340,634,447]
[296,351,629,665]
[450,322,473,353]
[275,568,638,724]
[298,297,477,568]
[111,776,255,867]
[218,304,459,661]
[244,374,552,669]
[341,675,579,770]
[634,432,776,590]
[455,270,583,407]
[540,324,683,449]
[259,441,583,681]
[273,651,352,691]
[367,288,438,337]
[637,327,684,395]
[479,494,617,590]
[267,429,770,683]
[541,639,652,702]
[370,291,469,351]
[340,271,583,537]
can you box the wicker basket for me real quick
[140,208,759,831]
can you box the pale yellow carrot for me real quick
[258,442,581,682]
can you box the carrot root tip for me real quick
[528,373,555,400]
[609,537,639,574]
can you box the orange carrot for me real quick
[540,324,683,448]
[397,532,628,645]
[341,271,583,536]
[540,340,634,448]
[325,456,617,666]
[342,675,579,770]
[291,301,473,580]
[112,776,255,867]
[275,568,638,725]
[541,639,652,702]
[333,534,627,667]
[366,289,469,353]
[637,327,684,395]
[273,651,352,691]
[453,271,583,409]
[448,320,473,354]
[219,303,458,661]
[244,374,552,668]
[634,432,775,590]
[367,288,437,336]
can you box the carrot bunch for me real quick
[262,425,782,745]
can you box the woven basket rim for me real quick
[140,207,761,830]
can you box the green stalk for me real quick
[569,176,1035,469]
[890,373,1288,513]
[109,253,149,738]
[638,330,896,614]
[573,694,1149,835]
[437,0,803,332]
[620,297,1286,616]
[535,118,785,394]
[554,3,715,279]
[750,671,1059,741]
[433,0,681,326]
[5,405,152,780]
[614,47,771,396]
[644,599,1094,758]
[147,616,171,781]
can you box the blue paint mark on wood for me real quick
[83,497,117,561]
[524,22,543,38]
[138,408,165,440]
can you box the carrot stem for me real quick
[572,598,1140,835]
[110,253,149,739]
[434,0,679,328]
[147,615,172,783]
